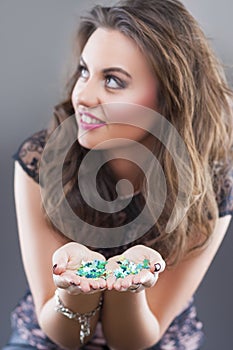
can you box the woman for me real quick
[6,0,233,349]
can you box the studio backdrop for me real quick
[0,1,232,349]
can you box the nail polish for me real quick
[154,263,161,272]
[70,281,77,286]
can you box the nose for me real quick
[73,78,100,108]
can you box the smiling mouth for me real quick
[80,112,106,125]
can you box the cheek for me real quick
[133,84,158,110]
[103,93,157,131]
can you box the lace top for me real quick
[13,129,233,218]
[10,129,233,350]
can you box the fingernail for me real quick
[52,264,57,272]
[154,263,161,272]
[70,281,77,286]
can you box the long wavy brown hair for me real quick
[41,0,233,265]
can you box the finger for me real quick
[117,286,129,292]
[79,277,93,293]
[54,270,82,289]
[113,278,124,291]
[106,274,116,290]
[142,273,158,288]
[121,275,134,289]
[89,278,107,290]
[53,270,82,289]
[150,259,166,274]
[53,274,71,289]
[67,282,105,295]
[129,283,143,293]
[132,269,156,286]
[128,246,166,274]
[98,278,107,289]
[52,249,69,275]
[89,279,100,290]
[66,285,82,295]
[132,269,147,284]
[105,263,118,290]
[60,270,80,280]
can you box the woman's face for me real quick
[72,28,159,150]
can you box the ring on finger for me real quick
[129,283,141,291]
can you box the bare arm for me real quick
[14,161,102,349]
[14,159,232,349]
[101,215,232,350]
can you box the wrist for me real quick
[104,288,146,302]
[54,289,103,345]
[58,288,103,313]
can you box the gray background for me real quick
[0,0,232,348]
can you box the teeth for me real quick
[81,114,104,124]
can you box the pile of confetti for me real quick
[114,258,150,278]
[76,257,150,279]
[76,260,108,279]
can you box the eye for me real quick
[105,75,126,89]
[77,64,89,79]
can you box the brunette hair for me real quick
[42,0,233,265]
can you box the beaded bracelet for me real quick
[54,289,103,344]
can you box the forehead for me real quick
[81,27,149,72]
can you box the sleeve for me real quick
[12,129,47,184]
[213,162,233,217]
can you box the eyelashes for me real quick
[105,76,127,89]
[77,64,127,90]
[77,64,89,79]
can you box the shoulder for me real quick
[12,129,48,184]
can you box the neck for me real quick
[103,136,154,197]
[109,158,144,196]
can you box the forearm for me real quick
[38,289,102,350]
[102,290,160,350]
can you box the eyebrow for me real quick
[80,56,132,79]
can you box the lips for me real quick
[79,110,106,124]
[78,110,106,131]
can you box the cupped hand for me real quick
[105,245,166,292]
[52,242,107,294]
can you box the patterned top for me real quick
[10,129,233,350]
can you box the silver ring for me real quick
[129,284,141,291]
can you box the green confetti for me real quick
[113,258,150,278]
[75,258,151,280]
[76,259,108,279]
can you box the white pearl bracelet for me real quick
[54,289,103,344]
